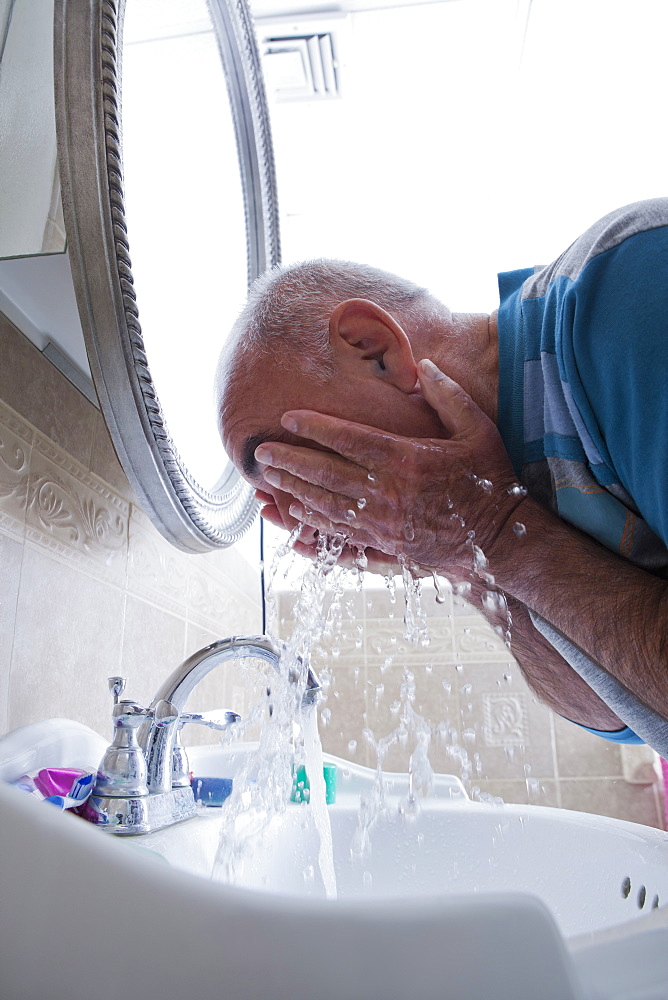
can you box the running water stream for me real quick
[301,709,337,898]
[213,529,345,897]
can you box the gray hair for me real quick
[216,258,443,400]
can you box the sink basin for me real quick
[2,718,668,1000]
[142,746,668,941]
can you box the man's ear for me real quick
[329,298,418,392]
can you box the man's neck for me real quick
[431,310,499,424]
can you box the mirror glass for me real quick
[121,0,247,490]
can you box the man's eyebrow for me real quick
[241,428,292,478]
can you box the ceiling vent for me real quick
[261,31,339,100]
[254,14,349,102]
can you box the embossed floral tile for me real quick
[0,401,34,543]
[26,432,129,581]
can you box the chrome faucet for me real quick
[80,635,321,835]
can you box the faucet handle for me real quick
[112,699,150,729]
[153,699,179,728]
[108,676,126,704]
[178,710,241,731]
[170,710,242,788]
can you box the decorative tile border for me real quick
[0,404,32,542]
[25,434,128,582]
[0,401,129,581]
[454,614,512,660]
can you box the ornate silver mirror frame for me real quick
[54,0,280,552]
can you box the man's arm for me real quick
[487,493,668,721]
[499,595,624,730]
[451,575,625,730]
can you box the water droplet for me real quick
[526,777,541,800]
[353,547,368,572]
[320,707,331,726]
[345,508,357,522]
[507,483,528,497]
[348,739,357,754]
[367,472,376,483]
[477,478,493,493]
[403,520,415,541]
[449,513,466,528]
[357,497,367,509]
[431,570,451,604]
[512,521,527,538]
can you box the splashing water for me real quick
[213,499,533,897]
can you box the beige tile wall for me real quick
[276,570,666,831]
[0,312,263,745]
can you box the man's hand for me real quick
[256,487,403,574]
[254,359,526,578]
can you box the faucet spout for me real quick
[141,635,320,794]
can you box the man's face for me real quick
[221,349,447,536]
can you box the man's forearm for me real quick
[501,595,623,730]
[487,497,668,720]
[466,580,624,729]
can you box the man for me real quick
[217,199,668,755]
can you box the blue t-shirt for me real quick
[496,198,668,745]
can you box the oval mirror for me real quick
[54,0,280,552]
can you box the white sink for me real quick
[2,718,668,1000]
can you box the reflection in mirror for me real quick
[121,0,247,490]
[0,0,66,259]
